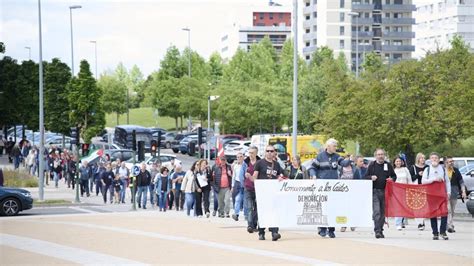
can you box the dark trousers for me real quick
[95,179,103,196]
[103,184,113,203]
[80,179,89,196]
[174,189,185,210]
[372,188,385,233]
[168,190,174,209]
[194,191,203,216]
[213,186,218,211]
[245,189,258,229]
[202,186,211,214]
[319,227,335,233]
[430,216,448,235]
[149,184,155,205]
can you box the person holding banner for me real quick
[365,148,396,239]
[409,153,428,230]
[308,138,351,239]
[393,156,412,231]
[251,145,285,241]
[422,152,451,240]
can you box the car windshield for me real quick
[460,164,474,174]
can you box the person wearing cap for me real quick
[212,155,233,218]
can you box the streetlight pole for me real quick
[37,0,45,201]
[182,28,192,131]
[90,40,97,79]
[292,0,298,157]
[69,5,82,76]
[349,12,359,79]
[207,96,219,162]
[25,46,31,61]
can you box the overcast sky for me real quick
[1,0,431,77]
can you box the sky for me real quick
[1,0,431,77]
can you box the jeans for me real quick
[430,216,448,235]
[218,187,231,216]
[372,189,385,233]
[158,191,167,210]
[245,189,257,229]
[95,179,103,196]
[137,186,148,208]
[169,190,175,209]
[395,217,404,227]
[174,189,185,210]
[213,186,218,212]
[233,182,245,216]
[80,179,89,196]
[149,184,155,205]
[120,178,127,203]
[447,198,457,230]
[103,184,113,203]
[13,156,20,169]
[185,192,195,216]
[319,227,335,234]
[53,172,60,187]
[89,178,94,193]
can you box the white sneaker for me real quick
[397,226,403,231]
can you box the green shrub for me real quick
[3,170,39,188]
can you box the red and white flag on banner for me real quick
[215,137,224,164]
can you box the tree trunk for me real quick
[180,117,183,133]
[116,113,119,125]
[175,117,178,132]
[22,125,26,140]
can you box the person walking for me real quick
[136,163,152,209]
[11,143,21,169]
[149,162,159,207]
[79,160,91,197]
[118,162,130,204]
[251,145,285,241]
[287,155,308,180]
[365,148,397,239]
[422,152,451,240]
[243,146,260,233]
[212,156,233,218]
[409,152,428,230]
[171,164,186,211]
[444,156,466,234]
[231,153,245,221]
[308,138,351,239]
[101,164,115,204]
[393,156,412,231]
[155,167,170,212]
[182,161,198,216]
[0,136,4,156]
[52,153,62,188]
[112,173,123,204]
[196,159,212,218]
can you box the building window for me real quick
[279,13,284,19]
[313,25,317,31]
[393,53,402,59]
[306,55,311,60]
[306,2,310,7]
[306,29,310,33]
[340,26,345,35]
[313,39,317,45]
[365,12,370,18]
[340,0,345,8]
[259,13,264,19]
[306,42,310,47]
[269,13,274,20]
[306,15,310,20]
[394,0,402,4]
[340,12,345,22]
[313,12,317,18]
[385,13,390,18]
[313,0,317,4]
[386,0,390,4]
[393,40,403,45]
[221,35,228,41]
[340,40,345,49]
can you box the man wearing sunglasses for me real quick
[251,145,285,241]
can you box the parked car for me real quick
[45,136,73,149]
[224,140,251,163]
[426,157,474,169]
[466,192,474,217]
[89,142,121,151]
[0,187,33,216]
[171,133,194,153]
[104,149,134,162]
[460,164,474,194]
[162,132,177,149]
[179,135,199,154]
[124,153,180,172]
[151,131,168,148]
[114,125,153,151]
[200,135,245,159]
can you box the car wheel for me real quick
[181,151,187,155]
[165,142,171,149]
[1,198,21,216]
[172,149,179,153]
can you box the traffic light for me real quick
[157,130,162,148]
[151,140,158,157]
[132,130,137,151]
[137,141,145,161]
[197,127,203,146]
[70,127,79,145]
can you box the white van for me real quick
[426,157,474,169]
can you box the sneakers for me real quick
[350,227,356,231]
[447,228,455,233]
[318,230,327,238]
[418,224,425,231]
[396,225,403,231]
[440,233,449,240]
[272,233,281,241]
[433,234,439,240]
[225,214,230,218]
[206,212,210,218]
[232,214,239,221]
[375,232,383,239]
[328,231,336,238]
[259,234,265,241]
[247,226,255,234]
[340,227,346,232]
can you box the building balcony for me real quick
[351,44,374,52]
[382,18,415,25]
[351,3,374,11]
[303,18,317,28]
[303,5,317,15]
[351,18,374,25]
[383,31,415,38]
[303,46,317,54]
[382,45,415,52]
[303,32,317,41]
[352,31,374,38]
[382,4,417,11]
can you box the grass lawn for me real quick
[105,107,177,130]
[3,170,38,188]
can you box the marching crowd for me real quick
[1,136,467,242]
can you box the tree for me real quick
[208,52,224,86]
[157,46,186,80]
[99,75,127,125]
[44,58,72,135]
[0,56,20,129]
[147,77,185,130]
[128,65,145,107]
[68,60,105,142]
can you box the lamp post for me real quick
[37,0,45,201]
[207,95,219,161]
[292,0,298,157]
[348,12,359,79]
[25,46,31,60]
[90,40,97,79]
[69,5,82,76]
[182,27,192,131]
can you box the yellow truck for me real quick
[268,135,346,163]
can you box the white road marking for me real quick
[68,206,99,214]
[35,220,340,265]
[0,233,147,265]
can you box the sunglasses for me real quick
[266,150,275,153]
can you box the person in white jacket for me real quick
[181,161,198,216]
[393,156,411,230]
[422,152,451,240]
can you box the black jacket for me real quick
[137,170,152,187]
[211,164,232,192]
[365,160,397,189]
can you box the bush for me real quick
[3,170,39,188]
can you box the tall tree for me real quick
[128,64,145,107]
[68,60,105,142]
[0,56,20,129]
[99,75,127,125]
[208,52,224,86]
[17,60,39,133]
[44,58,72,135]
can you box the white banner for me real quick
[255,179,373,228]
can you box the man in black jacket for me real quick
[445,156,467,233]
[136,163,152,209]
[365,148,397,239]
